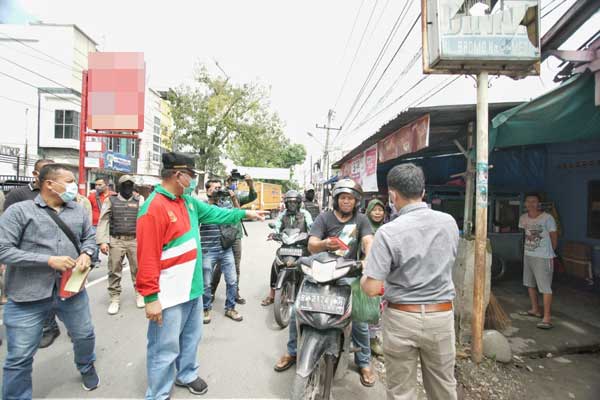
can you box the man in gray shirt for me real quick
[362,163,459,400]
[0,164,99,398]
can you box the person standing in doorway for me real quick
[362,163,460,400]
[96,175,144,314]
[518,193,558,330]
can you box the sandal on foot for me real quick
[359,367,376,387]
[518,310,542,318]
[274,354,296,372]
[261,297,274,306]
[537,321,554,330]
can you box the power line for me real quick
[409,76,462,108]
[0,94,55,112]
[0,31,77,71]
[333,0,379,110]
[336,0,412,137]
[541,0,567,19]
[334,0,365,74]
[541,0,561,12]
[0,55,78,95]
[0,71,82,108]
[0,41,83,75]
[343,13,421,134]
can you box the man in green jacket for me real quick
[137,152,265,399]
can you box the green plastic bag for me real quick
[351,278,381,324]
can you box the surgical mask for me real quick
[52,181,78,203]
[184,179,197,195]
[388,192,398,215]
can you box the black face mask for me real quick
[305,191,315,201]
[120,184,134,199]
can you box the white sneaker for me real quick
[107,301,120,315]
[136,294,145,309]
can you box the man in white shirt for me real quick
[518,193,558,330]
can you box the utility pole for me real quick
[316,109,341,205]
[472,72,489,363]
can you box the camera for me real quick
[213,188,231,198]
[230,169,244,181]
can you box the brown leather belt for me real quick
[388,302,453,313]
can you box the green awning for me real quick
[490,71,600,149]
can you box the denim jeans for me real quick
[3,290,96,400]
[145,297,203,400]
[287,305,372,369]
[202,247,237,311]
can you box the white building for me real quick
[0,22,163,188]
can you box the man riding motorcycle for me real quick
[273,179,377,388]
[262,190,313,306]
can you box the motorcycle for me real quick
[291,252,361,400]
[268,222,309,328]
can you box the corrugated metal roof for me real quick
[332,102,521,168]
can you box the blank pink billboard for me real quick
[87,52,145,131]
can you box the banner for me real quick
[378,114,430,163]
[340,144,378,192]
[103,151,132,173]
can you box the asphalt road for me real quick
[0,220,386,399]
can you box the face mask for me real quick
[52,181,78,203]
[120,185,134,199]
[388,192,398,215]
[184,179,197,195]
[305,191,315,201]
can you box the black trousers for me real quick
[212,239,242,296]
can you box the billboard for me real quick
[423,0,540,76]
[87,52,145,131]
[378,114,430,163]
[103,151,132,173]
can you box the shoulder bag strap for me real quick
[43,207,81,254]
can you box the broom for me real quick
[485,292,511,331]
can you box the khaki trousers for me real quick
[107,236,138,301]
[383,307,457,400]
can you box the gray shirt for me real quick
[0,194,96,302]
[364,202,459,304]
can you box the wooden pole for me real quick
[472,72,489,363]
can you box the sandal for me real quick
[537,321,554,330]
[261,296,274,306]
[359,367,376,387]
[274,354,296,372]
[518,310,542,318]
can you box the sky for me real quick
[8,0,600,179]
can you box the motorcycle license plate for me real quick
[279,247,303,257]
[298,285,346,315]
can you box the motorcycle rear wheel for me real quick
[290,354,335,400]
[274,279,294,328]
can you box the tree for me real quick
[169,66,306,184]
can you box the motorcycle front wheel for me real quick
[291,354,335,400]
[274,279,294,328]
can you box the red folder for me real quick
[328,236,349,251]
[59,267,91,299]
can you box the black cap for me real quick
[161,152,201,174]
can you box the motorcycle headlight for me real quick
[310,260,337,282]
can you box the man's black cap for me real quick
[161,152,202,173]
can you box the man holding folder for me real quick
[0,163,99,398]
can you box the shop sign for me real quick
[340,144,378,192]
[103,151,132,173]
[378,114,430,163]
[0,145,20,157]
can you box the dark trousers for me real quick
[212,239,242,297]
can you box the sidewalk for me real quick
[493,278,600,357]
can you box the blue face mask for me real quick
[184,178,197,195]
[52,181,78,203]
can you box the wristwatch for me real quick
[82,249,94,258]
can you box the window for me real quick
[54,110,80,139]
[130,140,137,158]
[152,153,160,162]
[153,144,161,153]
[153,135,160,144]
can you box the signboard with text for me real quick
[340,144,379,192]
[103,151,132,173]
[422,0,540,75]
[378,114,430,163]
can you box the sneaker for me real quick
[39,329,60,349]
[203,310,211,324]
[175,376,208,395]
[235,296,246,305]
[136,294,145,308]
[225,309,243,322]
[81,365,99,391]
[107,301,120,315]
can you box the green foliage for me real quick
[168,66,307,181]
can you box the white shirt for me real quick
[519,212,557,259]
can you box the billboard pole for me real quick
[472,71,489,363]
[78,70,89,195]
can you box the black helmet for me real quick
[332,178,363,211]
[284,190,302,213]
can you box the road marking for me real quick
[85,267,130,288]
